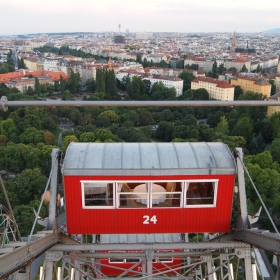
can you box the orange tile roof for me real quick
[0,70,70,83]
[233,58,250,63]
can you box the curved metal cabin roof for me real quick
[62,142,236,176]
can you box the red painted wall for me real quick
[63,174,235,234]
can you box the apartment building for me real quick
[230,73,271,97]
[184,58,214,72]
[224,58,251,72]
[7,76,52,93]
[0,70,69,87]
[191,77,234,101]
[116,70,183,96]
[147,75,183,97]
[81,66,96,86]
[267,92,280,117]
[23,57,40,71]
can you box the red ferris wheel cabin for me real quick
[62,142,236,234]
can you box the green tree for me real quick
[44,131,56,145]
[268,80,276,95]
[104,69,119,100]
[59,74,66,92]
[96,68,106,93]
[156,121,174,142]
[18,58,27,69]
[215,116,229,135]
[85,78,96,93]
[0,135,8,146]
[0,65,9,73]
[100,110,120,123]
[93,128,118,142]
[269,138,280,163]
[241,64,248,72]
[34,77,40,95]
[267,112,280,139]
[61,89,72,100]
[138,110,153,126]
[95,115,111,128]
[0,118,18,139]
[80,132,96,142]
[179,70,195,92]
[19,127,44,145]
[62,135,79,151]
[13,168,48,204]
[212,60,218,78]
[218,63,226,74]
[69,70,81,93]
[126,76,147,100]
[237,91,267,121]
[231,116,253,145]
[234,85,243,100]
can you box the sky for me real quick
[0,0,280,34]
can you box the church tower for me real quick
[231,30,237,53]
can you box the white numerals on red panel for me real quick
[143,215,157,224]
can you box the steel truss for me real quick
[38,243,251,280]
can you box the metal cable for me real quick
[236,151,280,238]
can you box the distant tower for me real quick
[118,23,121,34]
[231,30,237,53]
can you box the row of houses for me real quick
[190,72,272,101]
[184,56,279,72]
[116,69,184,97]
[0,70,69,93]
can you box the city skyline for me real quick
[0,0,280,35]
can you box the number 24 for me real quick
[143,215,157,224]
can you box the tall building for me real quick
[114,35,126,44]
[231,31,237,53]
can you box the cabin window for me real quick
[81,180,218,209]
[151,182,182,208]
[109,251,125,263]
[117,182,148,208]
[185,181,217,207]
[81,181,114,208]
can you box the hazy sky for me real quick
[0,0,279,34]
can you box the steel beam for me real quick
[235,230,280,255]
[1,97,280,111]
[0,232,59,278]
[235,148,249,229]
[47,149,59,231]
[52,241,250,251]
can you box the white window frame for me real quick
[184,179,218,208]
[81,180,115,209]
[80,180,219,209]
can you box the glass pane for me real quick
[119,182,147,208]
[83,182,112,207]
[186,182,215,205]
[153,182,181,208]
